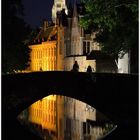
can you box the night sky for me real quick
[22,0,79,28]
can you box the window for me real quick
[83,122,86,134]
[51,100,53,111]
[60,118,63,136]
[83,41,90,54]
[51,115,53,124]
[54,48,56,56]
[57,4,61,8]
[49,115,51,123]
[87,123,90,134]
[46,100,48,110]
[48,100,50,111]
[54,101,56,111]
[59,41,62,54]
[87,42,90,53]
[54,115,56,124]
[83,41,86,54]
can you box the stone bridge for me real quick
[2,71,138,140]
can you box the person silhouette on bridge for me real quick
[87,65,92,73]
[72,61,79,72]
[87,65,96,82]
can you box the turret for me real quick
[52,0,68,24]
[71,0,82,55]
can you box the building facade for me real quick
[29,22,65,71]
[25,2,117,137]
[17,1,117,140]
[28,0,118,73]
[63,2,102,72]
[29,41,56,71]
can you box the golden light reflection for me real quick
[18,95,116,140]
[28,95,56,131]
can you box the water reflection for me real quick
[17,95,116,140]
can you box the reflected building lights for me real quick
[18,95,116,140]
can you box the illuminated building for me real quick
[29,21,64,71]
[63,2,100,72]
[63,96,96,140]
[63,2,117,72]
[28,0,117,73]
[18,95,114,140]
[28,2,101,73]
[28,95,56,132]
[29,41,56,71]
[22,1,116,139]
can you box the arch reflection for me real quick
[18,95,116,140]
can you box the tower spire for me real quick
[72,0,78,28]
[73,0,77,17]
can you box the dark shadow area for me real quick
[2,71,138,140]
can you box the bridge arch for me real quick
[3,71,138,140]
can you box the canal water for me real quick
[17,95,116,140]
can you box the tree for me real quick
[2,0,31,73]
[80,0,138,58]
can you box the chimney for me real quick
[43,20,48,31]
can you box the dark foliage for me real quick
[80,0,138,57]
[2,0,31,73]
[80,0,138,73]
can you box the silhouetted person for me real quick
[72,61,79,72]
[86,65,96,82]
[87,65,92,73]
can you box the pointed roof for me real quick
[35,26,54,40]
[72,0,79,28]
[31,24,58,44]
[73,0,77,17]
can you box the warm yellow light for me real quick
[43,95,56,100]
[29,41,57,71]
[28,95,57,131]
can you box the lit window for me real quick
[54,116,56,124]
[52,115,53,124]
[83,41,90,54]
